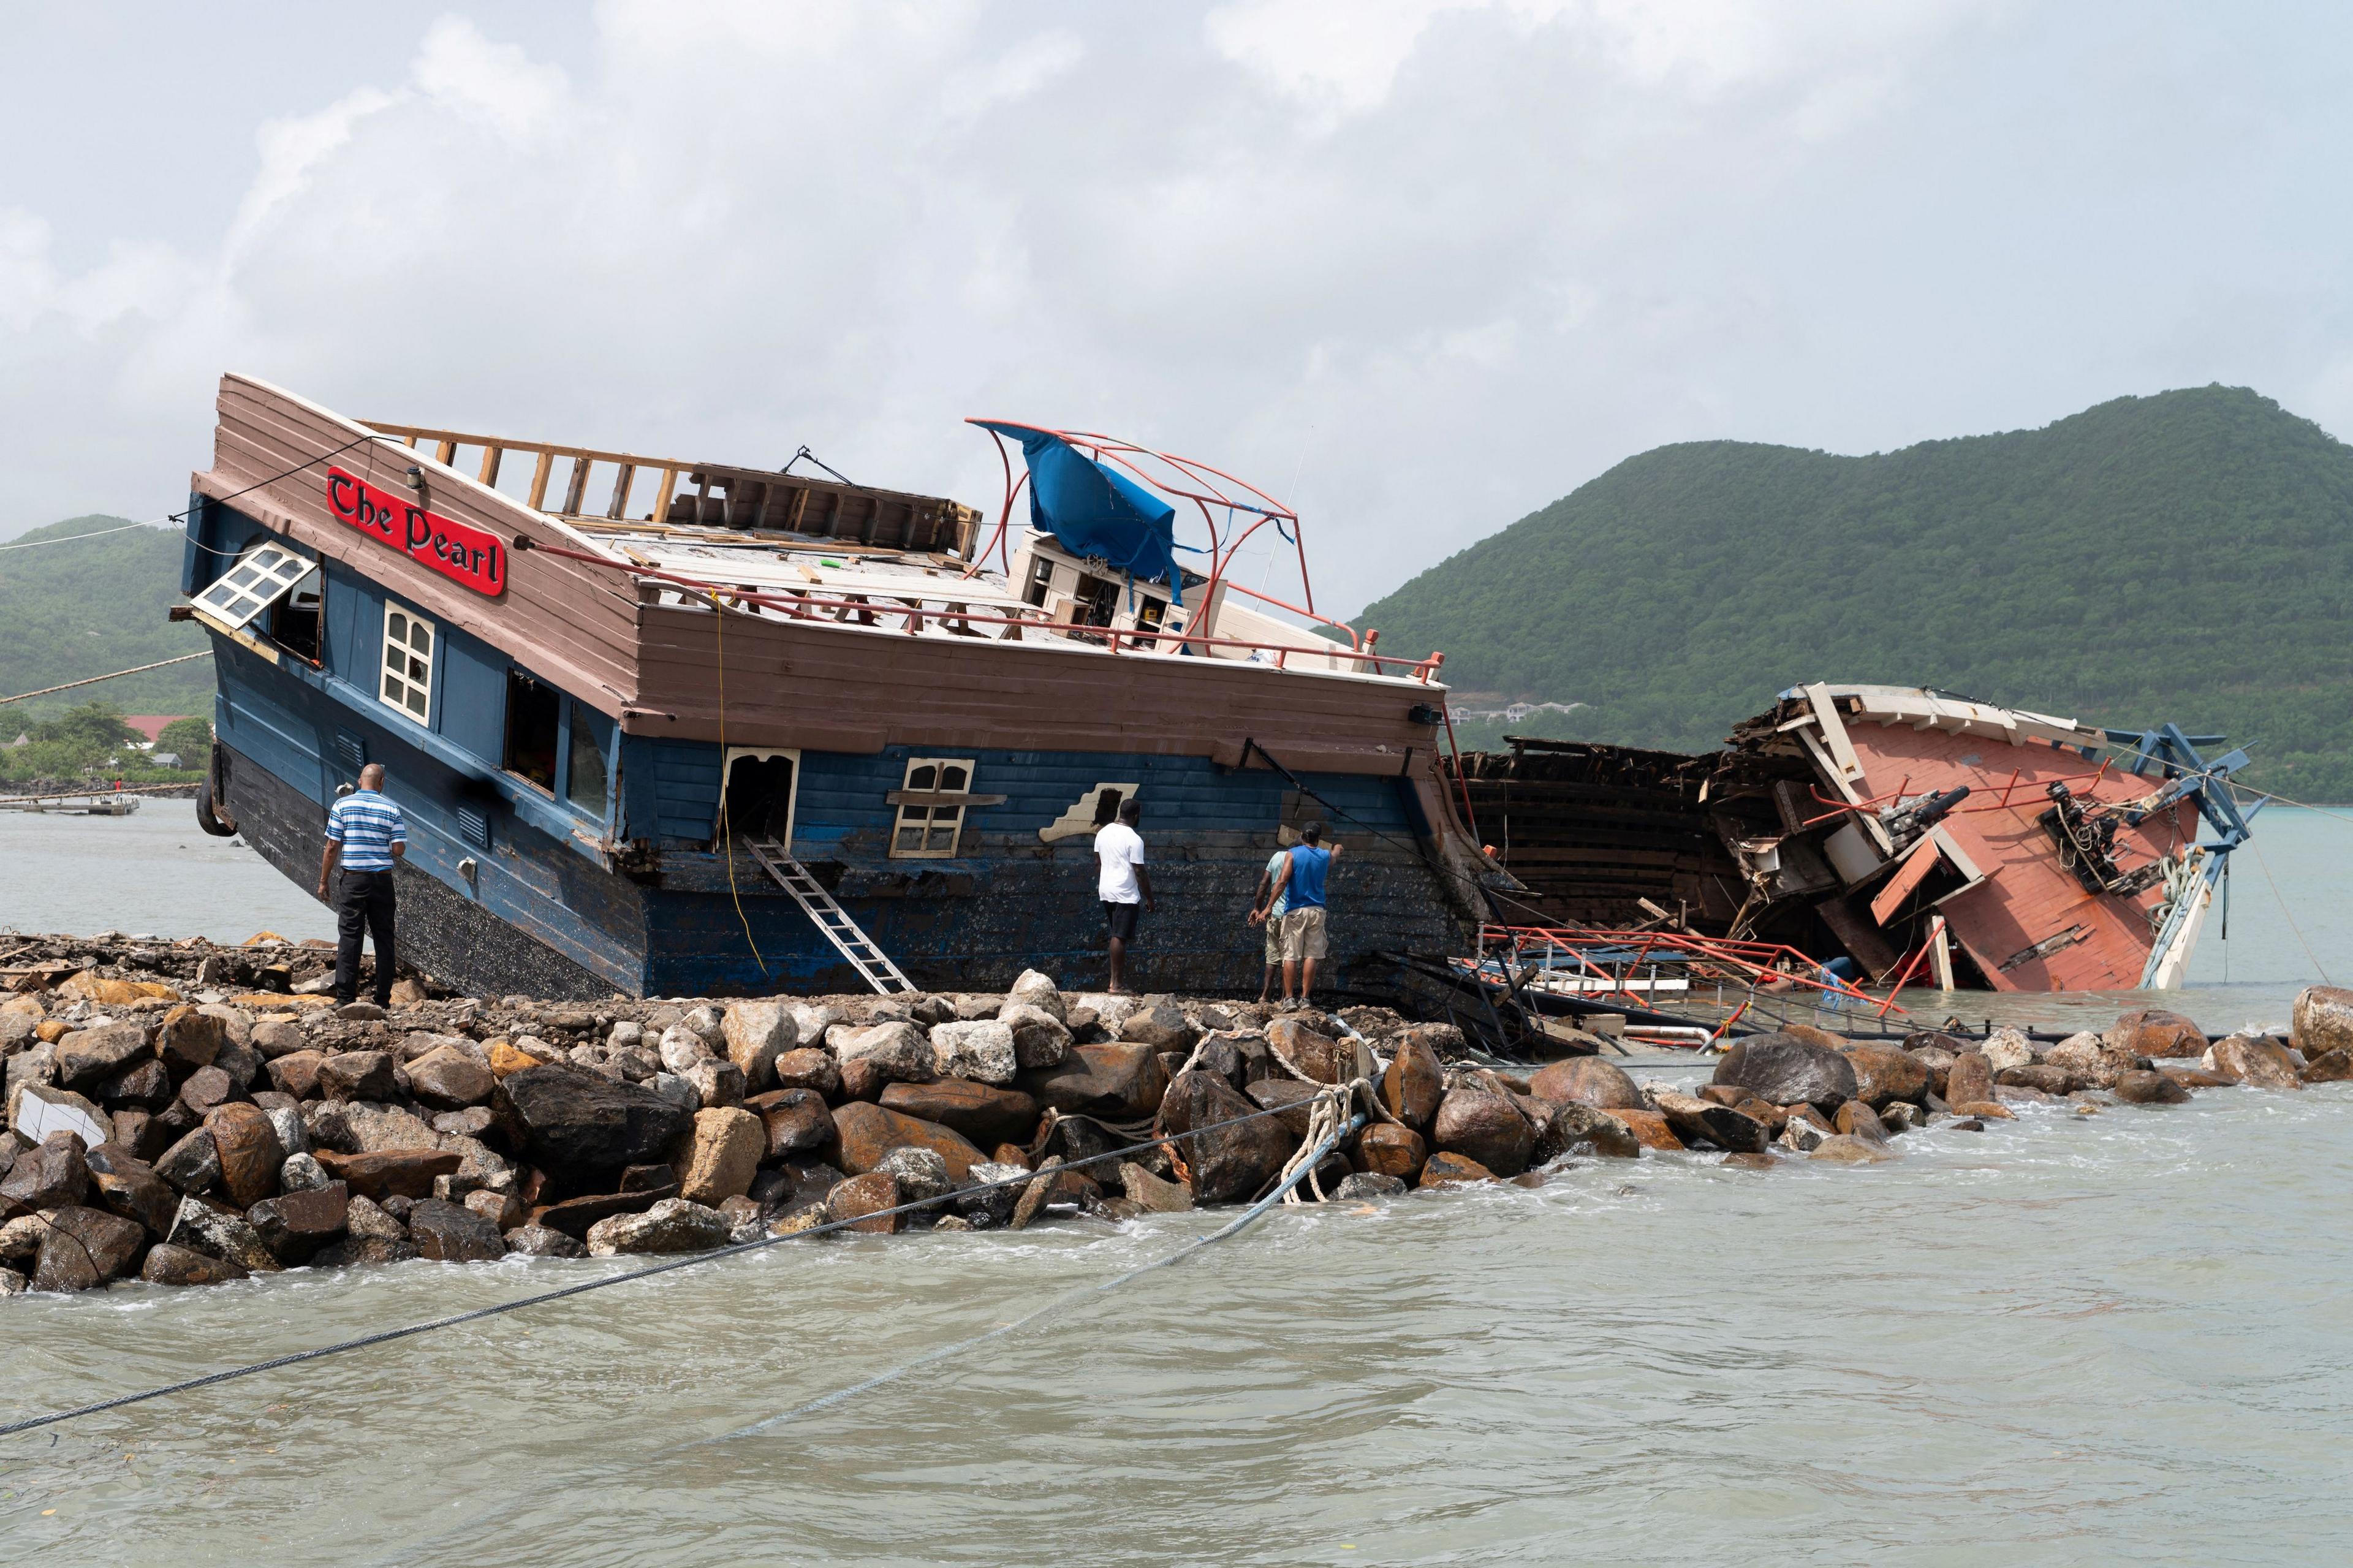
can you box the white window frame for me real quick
[890,757,975,859]
[192,539,314,630]
[380,604,436,724]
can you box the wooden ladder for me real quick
[740,838,915,995]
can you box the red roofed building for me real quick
[121,716,189,744]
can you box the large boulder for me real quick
[678,1107,766,1206]
[878,1080,1040,1148]
[53,1023,151,1093]
[204,1102,284,1208]
[265,1050,328,1100]
[32,1205,146,1291]
[246,1181,351,1263]
[1266,1017,1371,1085]
[1946,1050,1995,1107]
[1156,1069,1295,1205]
[1653,1090,1769,1154]
[165,1197,282,1273]
[2303,1048,2353,1085]
[142,1243,248,1286]
[2044,1034,2133,1092]
[1528,1056,1646,1112]
[1430,1086,1534,1176]
[2114,1070,2191,1105]
[1380,1032,1445,1129]
[407,1045,496,1110]
[828,1101,986,1182]
[1982,1029,2036,1074]
[825,1172,903,1234]
[1006,969,1067,1023]
[1710,1033,1856,1112]
[2,1130,91,1214]
[2292,987,2353,1061]
[771,1048,843,1099]
[319,1050,400,1102]
[1119,1002,1200,1053]
[833,1021,935,1085]
[748,1088,836,1159]
[1025,1043,1169,1122]
[1838,1043,1931,1110]
[313,1148,463,1202]
[2212,1035,2303,1090]
[585,1197,733,1256]
[155,1006,225,1074]
[721,1001,798,1093]
[153,1127,221,1195]
[930,1020,1018,1086]
[998,1004,1072,1070]
[1353,1122,1427,1183]
[1541,1102,1640,1160]
[493,1065,695,1184]
[86,1143,180,1237]
[407,1197,507,1262]
[2110,1009,2208,1060]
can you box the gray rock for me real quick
[955,1161,1028,1227]
[1333,1172,1408,1200]
[1982,1029,2037,1074]
[346,1194,407,1241]
[164,1196,282,1273]
[0,1265,23,1295]
[657,1024,713,1074]
[153,1127,221,1195]
[684,1058,746,1109]
[1007,969,1067,1023]
[1711,1033,1858,1111]
[836,1020,935,1083]
[875,1145,953,1203]
[406,1197,507,1262]
[502,1224,586,1257]
[998,1003,1072,1070]
[279,1152,331,1192]
[721,1001,797,1093]
[584,1197,732,1257]
[250,1017,308,1058]
[53,1023,151,1092]
[265,1104,311,1157]
[651,1072,702,1116]
[930,1020,1018,1086]
[682,1004,727,1045]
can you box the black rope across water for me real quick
[0,1097,1317,1441]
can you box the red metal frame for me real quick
[1472,922,1903,1017]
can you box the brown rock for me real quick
[1697,1084,1746,1108]
[877,1080,1039,1148]
[1654,1090,1769,1154]
[1946,1051,1994,1108]
[1951,1100,2014,1119]
[1418,1151,1495,1186]
[155,1005,225,1074]
[836,1055,887,1103]
[246,1182,350,1263]
[141,1242,248,1286]
[265,1050,327,1100]
[204,1103,284,1208]
[406,1045,496,1110]
[1117,1162,1193,1213]
[827,1101,985,1182]
[2292,986,2353,1061]
[1809,1134,1898,1164]
[1266,1017,1363,1085]
[86,1144,179,1236]
[2,1131,92,1214]
[1996,1064,2074,1095]
[177,1064,233,1116]
[53,1022,152,1093]
[1603,1108,1684,1151]
[2113,1070,2191,1105]
[1156,1069,1295,1205]
[1528,1055,1647,1112]
[1541,1102,1641,1159]
[771,1047,842,1099]
[1245,1077,1321,1138]
[313,1148,463,1202]
[99,1057,173,1111]
[748,1087,838,1157]
[2212,1034,2303,1090]
[1118,1002,1200,1052]
[2110,1008,2208,1059]
[678,1107,766,1206]
[1711,1033,1857,1111]
[1840,1043,1931,1109]
[319,1050,400,1101]
[407,1197,507,1262]
[1380,1031,1445,1129]
[1354,1121,1427,1182]
[2302,1047,2353,1085]
[1024,1043,1169,1121]
[465,1188,526,1231]
[533,1184,678,1240]
[1732,1096,1786,1134]
[1833,1100,1888,1142]
[32,1204,145,1290]
[1780,1023,1847,1053]
[153,1127,220,1195]
[2162,1067,2234,1089]
[827,1171,903,1233]
[1430,1086,1535,1176]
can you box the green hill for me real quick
[1356,385,2353,800]
[0,516,213,733]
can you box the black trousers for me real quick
[333,869,397,1007]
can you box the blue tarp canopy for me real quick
[975,423,1183,605]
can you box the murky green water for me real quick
[6,808,2353,1564]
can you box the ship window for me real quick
[719,750,797,846]
[267,569,324,663]
[891,757,974,858]
[566,702,610,819]
[1025,556,1055,607]
[379,606,436,722]
[195,540,313,630]
[504,670,561,792]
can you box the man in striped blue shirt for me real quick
[317,763,407,1009]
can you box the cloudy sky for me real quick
[5,1,2349,613]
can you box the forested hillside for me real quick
[1357,386,2353,799]
[0,517,211,729]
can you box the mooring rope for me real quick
[0,1090,1345,1441]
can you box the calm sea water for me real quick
[6,806,2353,1564]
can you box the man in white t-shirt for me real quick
[1094,797,1153,993]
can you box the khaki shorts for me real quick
[1264,912,1286,966]
[1279,906,1328,962]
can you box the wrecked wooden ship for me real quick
[1448,684,2256,992]
[176,376,1490,1000]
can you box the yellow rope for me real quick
[711,591,765,975]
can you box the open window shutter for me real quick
[194,541,314,630]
